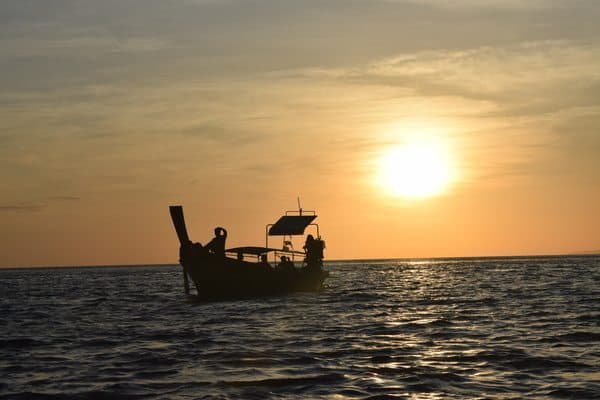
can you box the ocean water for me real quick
[1,256,599,399]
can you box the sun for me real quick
[376,139,453,199]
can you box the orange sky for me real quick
[1,1,599,267]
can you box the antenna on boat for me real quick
[297,196,302,216]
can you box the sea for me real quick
[1,256,599,399]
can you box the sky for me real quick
[1,0,599,266]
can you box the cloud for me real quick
[2,0,597,94]
[282,40,600,121]
[385,0,553,10]
[1,1,599,200]
[180,123,271,146]
[0,204,44,212]
[0,196,80,212]
[0,36,170,59]
[46,196,81,201]
[285,40,600,187]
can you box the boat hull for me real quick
[183,252,328,301]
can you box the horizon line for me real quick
[1,252,599,270]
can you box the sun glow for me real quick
[376,138,454,199]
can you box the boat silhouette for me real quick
[169,205,328,300]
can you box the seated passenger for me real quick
[277,255,286,269]
[259,254,272,271]
[205,227,227,257]
[278,256,295,271]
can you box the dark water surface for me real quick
[2,256,599,399]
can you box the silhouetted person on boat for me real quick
[304,234,324,270]
[259,254,272,272]
[304,235,316,267]
[206,227,227,257]
[303,235,314,250]
[278,255,295,272]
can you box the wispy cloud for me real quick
[0,204,44,212]
[0,36,170,59]
[385,0,553,10]
[319,41,600,113]
[0,196,80,212]
[46,196,81,202]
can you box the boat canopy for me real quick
[268,215,317,236]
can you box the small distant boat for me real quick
[169,204,328,300]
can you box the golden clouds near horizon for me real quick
[375,133,455,200]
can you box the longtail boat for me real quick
[169,205,328,300]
